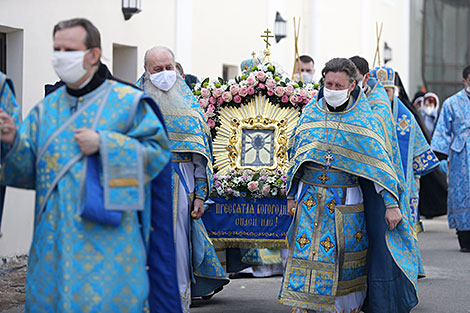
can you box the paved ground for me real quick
[2,216,470,312]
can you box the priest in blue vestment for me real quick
[351,57,422,313]
[0,71,22,235]
[371,66,440,233]
[141,46,229,312]
[0,18,178,312]
[279,58,418,313]
[431,65,470,252]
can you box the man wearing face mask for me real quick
[0,18,180,312]
[140,46,229,312]
[432,65,470,252]
[293,54,315,84]
[279,58,419,313]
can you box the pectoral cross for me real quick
[324,149,334,169]
[251,51,256,59]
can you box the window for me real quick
[112,43,138,84]
[423,0,470,100]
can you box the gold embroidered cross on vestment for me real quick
[320,237,335,252]
[296,233,311,249]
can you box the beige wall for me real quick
[0,0,411,257]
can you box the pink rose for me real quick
[209,96,216,105]
[256,71,266,82]
[213,174,219,180]
[207,119,216,128]
[266,78,276,89]
[275,86,285,97]
[225,174,231,179]
[230,85,240,95]
[299,89,308,98]
[233,95,242,103]
[217,97,224,105]
[213,88,223,98]
[207,104,215,114]
[267,89,274,96]
[199,98,208,109]
[285,85,295,96]
[262,185,271,196]
[214,180,221,188]
[258,83,266,90]
[239,87,248,97]
[289,94,299,105]
[281,95,289,103]
[201,88,211,98]
[226,187,233,195]
[246,76,257,86]
[222,91,232,102]
[247,86,255,95]
[247,181,259,192]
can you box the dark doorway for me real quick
[0,32,6,73]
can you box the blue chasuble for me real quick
[431,89,470,230]
[279,88,419,312]
[0,80,174,312]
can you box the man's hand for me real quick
[0,109,16,144]
[288,199,296,216]
[191,198,205,219]
[74,128,99,155]
[385,207,402,230]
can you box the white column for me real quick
[401,0,411,93]
[311,0,321,81]
[174,0,193,73]
[360,0,372,61]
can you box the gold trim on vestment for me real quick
[335,204,364,214]
[290,258,335,271]
[295,121,387,151]
[108,177,139,187]
[173,173,179,240]
[168,132,206,147]
[344,250,367,261]
[336,276,367,296]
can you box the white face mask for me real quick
[422,105,435,116]
[466,85,470,93]
[324,87,350,108]
[357,79,364,89]
[149,70,177,91]
[52,50,90,84]
[295,72,313,84]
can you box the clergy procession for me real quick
[1,1,470,312]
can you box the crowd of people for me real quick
[0,17,469,313]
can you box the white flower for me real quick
[221,84,228,91]
[233,190,241,197]
[216,186,224,195]
[267,177,276,184]
[228,79,236,86]
[194,83,201,90]
[271,187,278,196]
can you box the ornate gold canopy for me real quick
[213,94,300,174]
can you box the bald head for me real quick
[144,46,175,74]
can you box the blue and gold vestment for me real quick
[143,76,228,304]
[432,89,470,231]
[279,88,419,312]
[0,80,171,312]
[362,78,423,312]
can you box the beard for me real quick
[143,73,189,113]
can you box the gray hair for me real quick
[321,58,358,84]
[53,18,101,50]
[144,46,175,68]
